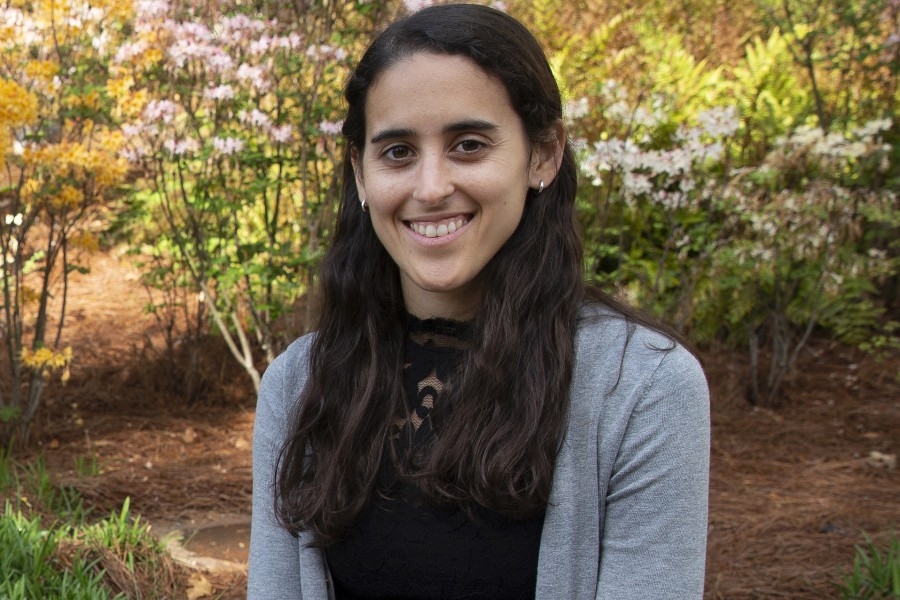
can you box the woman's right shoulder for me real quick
[257,332,316,415]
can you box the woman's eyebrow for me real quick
[370,127,414,145]
[369,119,499,145]
[443,118,498,134]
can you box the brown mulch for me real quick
[11,249,900,599]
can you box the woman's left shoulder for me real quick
[573,302,707,391]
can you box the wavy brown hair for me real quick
[276,4,617,546]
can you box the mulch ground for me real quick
[13,249,900,599]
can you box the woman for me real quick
[248,4,710,600]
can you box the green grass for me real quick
[0,502,113,599]
[841,533,900,599]
[0,455,185,599]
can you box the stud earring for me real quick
[360,198,369,213]
[538,180,544,194]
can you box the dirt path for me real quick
[23,249,900,598]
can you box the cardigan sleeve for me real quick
[596,342,710,600]
[247,341,306,600]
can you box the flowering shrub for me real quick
[712,120,896,401]
[574,75,896,401]
[116,0,380,391]
[1,0,129,442]
[577,94,740,327]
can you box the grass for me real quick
[0,453,185,599]
[840,533,900,599]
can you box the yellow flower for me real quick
[137,47,164,70]
[20,345,74,382]
[0,79,39,126]
[118,89,149,119]
[53,184,84,210]
[106,76,134,100]
[24,60,59,84]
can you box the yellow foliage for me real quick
[24,59,59,84]
[18,286,40,306]
[0,79,39,127]
[117,88,149,119]
[107,75,134,100]
[70,230,100,252]
[53,184,84,210]
[63,89,102,111]
[20,345,74,383]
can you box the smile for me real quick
[406,216,470,238]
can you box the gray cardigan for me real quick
[248,307,710,599]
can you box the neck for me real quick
[402,284,479,322]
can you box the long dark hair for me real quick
[276,3,599,546]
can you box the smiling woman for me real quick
[249,4,710,600]
[354,52,560,320]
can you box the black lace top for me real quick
[324,316,545,600]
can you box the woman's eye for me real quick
[384,145,411,161]
[456,139,484,153]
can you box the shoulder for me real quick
[572,302,707,404]
[257,333,316,419]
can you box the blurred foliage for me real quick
[112,0,390,391]
[1,0,898,422]
[510,0,899,403]
[1,0,130,445]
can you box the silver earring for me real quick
[538,180,544,194]
[360,198,369,213]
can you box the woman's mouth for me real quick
[406,215,469,238]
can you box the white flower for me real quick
[235,63,269,92]
[163,138,199,156]
[136,0,170,20]
[269,124,294,143]
[696,106,739,138]
[203,84,235,101]
[623,172,653,196]
[564,97,589,122]
[403,0,435,11]
[318,120,343,136]
[143,99,178,124]
[239,108,272,128]
[212,136,244,155]
[853,118,893,139]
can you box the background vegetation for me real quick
[0,0,897,595]
[2,0,897,439]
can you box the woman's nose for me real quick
[412,153,453,204]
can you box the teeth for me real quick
[411,217,466,238]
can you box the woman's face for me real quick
[354,52,559,320]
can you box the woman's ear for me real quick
[528,120,566,192]
[351,146,366,202]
